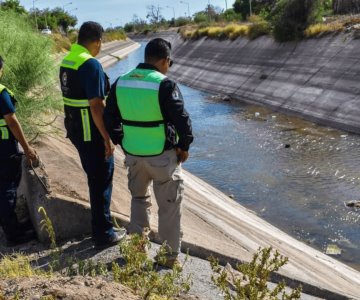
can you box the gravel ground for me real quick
[0,230,324,300]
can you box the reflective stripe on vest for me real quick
[63,97,90,108]
[80,109,91,142]
[61,44,93,141]
[0,84,15,140]
[116,69,167,156]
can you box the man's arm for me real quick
[103,79,123,145]
[89,98,114,158]
[159,80,194,163]
[80,59,114,158]
[4,113,37,163]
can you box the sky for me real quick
[20,0,232,28]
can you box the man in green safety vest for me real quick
[0,55,38,246]
[59,22,125,249]
[104,38,194,268]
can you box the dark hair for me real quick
[145,38,172,62]
[78,21,104,45]
[0,56,3,70]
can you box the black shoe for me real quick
[6,229,37,247]
[94,230,126,250]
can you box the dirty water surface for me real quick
[106,43,360,271]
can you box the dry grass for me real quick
[180,19,271,41]
[305,22,344,37]
[0,254,37,279]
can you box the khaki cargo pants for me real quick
[125,149,184,254]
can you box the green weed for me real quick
[210,247,302,300]
[0,10,62,139]
[112,234,192,299]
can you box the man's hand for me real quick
[105,139,115,159]
[176,147,189,164]
[24,146,38,166]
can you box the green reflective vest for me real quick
[60,44,93,142]
[116,69,167,156]
[0,84,15,140]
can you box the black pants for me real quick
[0,154,22,239]
[70,138,115,244]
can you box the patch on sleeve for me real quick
[172,89,180,100]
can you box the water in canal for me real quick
[106,43,360,271]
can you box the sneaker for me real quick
[94,231,126,250]
[154,255,182,270]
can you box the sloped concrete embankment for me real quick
[18,131,360,300]
[98,39,141,68]
[160,32,360,134]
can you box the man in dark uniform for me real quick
[59,22,125,249]
[0,56,37,246]
[104,38,193,267]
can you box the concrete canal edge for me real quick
[132,31,360,135]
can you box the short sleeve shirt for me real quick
[78,58,106,100]
[0,89,19,157]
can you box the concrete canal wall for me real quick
[137,31,360,134]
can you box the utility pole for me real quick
[225,0,228,10]
[33,0,38,30]
[249,0,252,16]
[180,1,190,20]
[166,5,176,25]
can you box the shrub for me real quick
[210,247,302,300]
[113,234,192,299]
[0,254,37,279]
[248,22,271,40]
[51,33,71,52]
[103,29,127,42]
[207,26,224,38]
[271,0,324,42]
[0,10,62,137]
[304,22,344,37]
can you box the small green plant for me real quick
[38,206,61,271]
[210,247,302,300]
[112,234,192,299]
[65,257,109,277]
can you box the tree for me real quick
[233,0,276,20]
[271,0,324,42]
[205,4,223,22]
[333,0,360,14]
[0,0,27,14]
[146,5,163,25]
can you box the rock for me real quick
[344,200,360,208]
[325,244,342,256]
[228,194,235,199]
[222,95,231,102]
[285,144,291,148]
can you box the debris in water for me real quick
[222,95,231,102]
[271,115,277,119]
[344,200,360,208]
[228,194,235,199]
[254,112,260,117]
[284,144,291,148]
[325,244,342,255]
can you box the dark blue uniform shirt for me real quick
[0,89,19,158]
[62,58,108,143]
[79,58,107,101]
